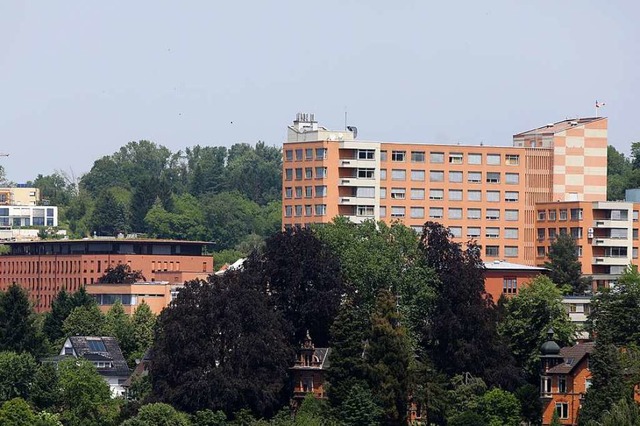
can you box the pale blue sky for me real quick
[0,1,638,182]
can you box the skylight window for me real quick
[87,340,107,352]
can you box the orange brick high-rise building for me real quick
[282,114,608,266]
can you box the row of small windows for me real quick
[284,186,327,199]
[284,167,328,181]
[381,170,519,184]
[380,206,520,221]
[538,208,640,222]
[285,167,521,185]
[537,209,583,221]
[536,227,639,241]
[382,188,519,202]
[284,205,327,217]
[285,148,328,161]
[379,151,520,166]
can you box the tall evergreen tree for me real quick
[132,301,156,353]
[544,233,591,294]
[419,222,520,389]
[579,343,631,425]
[43,289,73,343]
[0,284,45,356]
[104,300,136,361]
[326,300,371,409]
[366,290,412,425]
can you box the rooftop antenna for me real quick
[344,107,348,131]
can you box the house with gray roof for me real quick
[45,336,131,397]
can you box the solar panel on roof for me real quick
[87,340,107,352]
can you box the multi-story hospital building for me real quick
[282,113,608,268]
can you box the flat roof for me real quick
[484,260,546,271]
[513,117,605,137]
[4,238,212,246]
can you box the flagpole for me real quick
[595,100,598,118]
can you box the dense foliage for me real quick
[1,218,631,424]
[29,141,282,255]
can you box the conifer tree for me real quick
[326,300,370,408]
[132,301,156,353]
[104,300,136,361]
[366,290,411,425]
[544,233,591,294]
[43,289,72,343]
[0,283,45,356]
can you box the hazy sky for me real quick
[1,1,638,183]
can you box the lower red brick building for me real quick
[484,260,546,302]
[0,238,213,312]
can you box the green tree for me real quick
[0,283,45,356]
[544,233,591,294]
[69,286,96,308]
[0,352,37,402]
[201,191,263,250]
[478,388,521,426]
[550,410,562,426]
[498,275,576,378]
[0,397,36,426]
[579,343,631,425]
[144,196,208,241]
[514,384,542,426]
[340,384,382,426]
[585,398,640,426]
[62,305,105,337]
[326,300,370,408]
[632,142,640,170]
[43,289,73,343]
[448,411,487,426]
[88,188,130,236]
[131,301,156,355]
[445,374,488,420]
[588,265,640,346]
[32,172,76,207]
[121,402,190,426]
[151,272,292,417]
[607,146,632,201]
[30,363,61,411]
[58,358,119,426]
[314,218,437,343]
[104,300,136,362]
[419,222,520,389]
[192,409,227,426]
[223,142,282,205]
[366,290,412,425]
[34,411,63,426]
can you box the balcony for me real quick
[593,219,630,228]
[592,238,629,246]
[592,256,630,266]
[344,215,373,224]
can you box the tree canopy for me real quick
[544,233,591,295]
[151,273,292,417]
